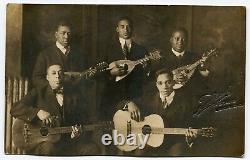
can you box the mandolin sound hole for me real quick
[40,127,49,136]
[142,125,152,135]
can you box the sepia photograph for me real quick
[4,3,245,157]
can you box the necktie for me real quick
[162,99,168,109]
[122,41,129,59]
[64,46,70,56]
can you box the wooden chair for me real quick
[5,77,28,154]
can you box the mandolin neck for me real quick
[188,59,203,71]
[134,56,154,66]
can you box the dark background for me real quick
[6,4,245,156]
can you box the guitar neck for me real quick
[48,123,113,135]
[152,127,199,135]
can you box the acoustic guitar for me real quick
[12,118,113,150]
[113,110,216,152]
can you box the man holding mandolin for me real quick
[11,64,100,155]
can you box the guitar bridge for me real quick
[127,120,131,136]
[23,123,31,143]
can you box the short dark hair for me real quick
[171,27,188,39]
[155,68,173,81]
[116,16,133,28]
[46,64,63,74]
[55,21,72,32]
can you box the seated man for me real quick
[120,68,197,156]
[11,64,99,156]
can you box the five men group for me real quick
[10,16,210,156]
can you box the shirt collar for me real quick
[119,37,132,49]
[160,91,175,108]
[56,41,70,55]
[172,48,185,57]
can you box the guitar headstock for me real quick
[148,49,162,60]
[199,127,216,138]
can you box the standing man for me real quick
[166,27,209,86]
[32,21,88,88]
[11,64,99,155]
[99,17,149,121]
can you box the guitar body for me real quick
[113,110,164,152]
[113,110,216,152]
[12,119,61,150]
[109,60,136,82]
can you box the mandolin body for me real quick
[109,60,136,82]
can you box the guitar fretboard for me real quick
[48,123,113,135]
[152,127,199,135]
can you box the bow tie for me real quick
[53,88,63,94]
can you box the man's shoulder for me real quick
[38,45,58,56]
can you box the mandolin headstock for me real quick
[148,49,162,60]
[202,48,219,59]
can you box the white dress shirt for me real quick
[56,93,64,106]
[160,91,175,109]
[56,41,70,55]
[172,48,185,57]
[119,37,132,52]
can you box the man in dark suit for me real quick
[32,21,88,88]
[11,64,99,155]
[129,68,197,156]
[156,27,209,90]
[99,17,149,121]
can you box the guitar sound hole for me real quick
[40,127,49,136]
[142,125,152,135]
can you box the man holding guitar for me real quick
[117,68,199,156]
[11,64,99,155]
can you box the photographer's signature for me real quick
[193,92,244,118]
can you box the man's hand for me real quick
[175,72,189,84]
[185,127,198,148]
[139,59,148,68]
[37,110,53,126]
[71,125,81,139]
[126,101,141,122]
[110,64,128,76]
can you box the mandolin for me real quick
[109,49,162,81]
[113,110,216,152]
[64,62,109,80]
[172,48,218,89]
[12,118,113,150]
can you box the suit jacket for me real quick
[99,39,148,120]
[135,88,196,154]
[32,45,87,88]
[139,89,196,128]
[11,85,88,127]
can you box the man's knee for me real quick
[75,142,101,155]
[33,141,56,155]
